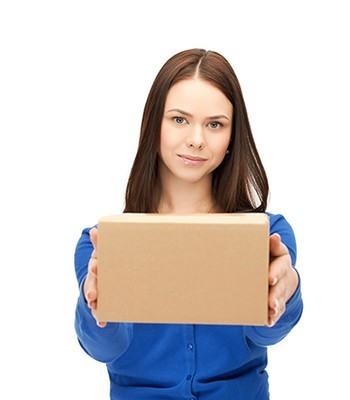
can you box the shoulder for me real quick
[266,212,293,232]
[75,226,96,251]
[266,212,297,266]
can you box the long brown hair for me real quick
[124,49,269,213]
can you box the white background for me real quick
[1,0,349,398]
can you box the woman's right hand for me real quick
[83,227,107,328]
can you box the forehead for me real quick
[165,78,233,115]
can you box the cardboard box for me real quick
[96,213,269,325]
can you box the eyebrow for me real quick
[166,108,230,121]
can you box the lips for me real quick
[177,154,207,165]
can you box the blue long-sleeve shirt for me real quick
[74,213,303,400]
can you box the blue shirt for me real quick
[74,213,303,400]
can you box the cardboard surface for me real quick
[96,213,270,325]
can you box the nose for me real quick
[186,124,205,150]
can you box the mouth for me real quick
[177,154,208,166]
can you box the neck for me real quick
[157,175,216,214]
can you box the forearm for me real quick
[75,283,133,363]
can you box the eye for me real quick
[174,116,187,125]
[208,121,222,129]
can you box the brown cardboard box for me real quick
[96,213,270,325]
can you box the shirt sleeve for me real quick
[244,213,303,347]
[74,227,133,363]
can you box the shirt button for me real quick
[187,343,193,351]
[186,374,192,380]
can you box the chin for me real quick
[176,172,211,185]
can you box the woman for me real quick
[75,48,303,399]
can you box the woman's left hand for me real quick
[267,233,299,327]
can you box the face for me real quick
[159,78,233,186]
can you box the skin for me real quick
[83,78,299,328]
[157,78,232,214]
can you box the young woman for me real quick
[74,49,303,400]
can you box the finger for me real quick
[269,282,285,310]
[269,261,290,304]
[85,284,97,309]
[89,227,98,253]
[90,308,107,328]
[269,285,279,312]
[268,253,290,286]
[83,263,97,305]
[88,257,98,278]
[268,277,288,327]
[268,302,286,327]
[268,294,286,327]
[268,308,278,327]
[269,233,289,259]
[90,248,97,260]
[86,287,97,301]
[88,299,97,310]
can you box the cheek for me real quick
[159,130,175,161]
[159,125,168,155]
[159,131,170,155]
[213,137,231,158]
[160,126,182,154]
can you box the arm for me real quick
[244,214,303,346]
[74,227,133,363]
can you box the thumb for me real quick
[89,227,98,252]
[269,233,288,258]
